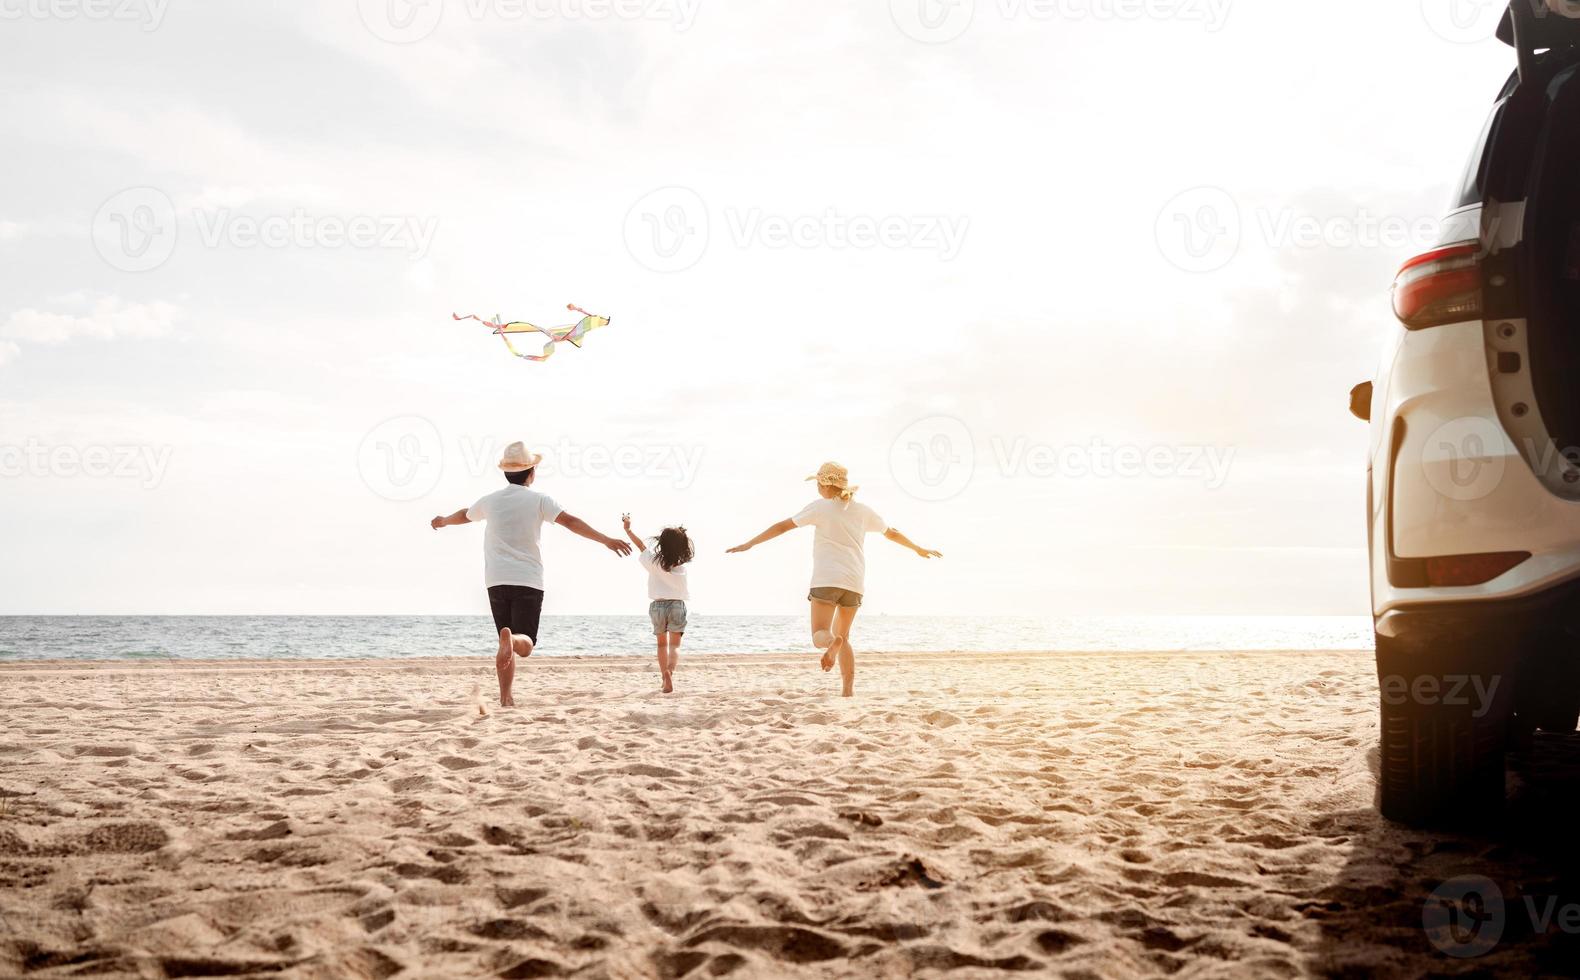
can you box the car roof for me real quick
[1499,4,1580,49]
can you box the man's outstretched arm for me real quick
[884,527,942,559]
[556,512,633,556]
[431,509,472,530]
[727,519,798,554]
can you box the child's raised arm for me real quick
[621,513,648,553]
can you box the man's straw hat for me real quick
[498,441,544,473]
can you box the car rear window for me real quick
[1453,101,1504,210]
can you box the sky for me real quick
[0,0,1520,617]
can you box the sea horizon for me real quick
[0,614,1375,663]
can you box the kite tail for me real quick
[454,312,508,333]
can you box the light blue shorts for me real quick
[649,599,688,635]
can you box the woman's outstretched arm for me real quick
[727,519,798,554]
[884,527,942,559]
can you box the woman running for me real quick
[727,463,942,697]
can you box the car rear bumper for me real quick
[1378,571,1580,649]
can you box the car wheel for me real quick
[1376,633,1511,826]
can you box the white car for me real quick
[1360,1,1580,824]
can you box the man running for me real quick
[431,441,631,706]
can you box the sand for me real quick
[1,649,1576,978]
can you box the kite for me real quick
[453,304,612,362]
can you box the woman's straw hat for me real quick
[498,441,544,473]
[806,462,856,494]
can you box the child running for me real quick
[727,462,942,697]
[623,514,693,694]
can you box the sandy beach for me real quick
[2,650,1576,978]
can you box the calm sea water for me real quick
[0,616,1373,663]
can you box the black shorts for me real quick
[488,586,544,645]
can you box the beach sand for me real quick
[2,650,1576,978]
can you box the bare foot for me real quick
[820,639,841,672]
[662,673,674,694]
[497,629,518,707]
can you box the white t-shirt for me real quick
[638,549,690,601]
[792,498,888,594]
[466,486,564,589]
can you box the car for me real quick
[1359,0,1580,824]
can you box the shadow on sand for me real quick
[1307,736,1580,977]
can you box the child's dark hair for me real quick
[655,527,693,572]
[505,468,534,486]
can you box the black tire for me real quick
[1376,633,1511,826]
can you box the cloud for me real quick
[0,341,18,367]
[0,298,180,345]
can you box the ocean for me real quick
[0,616,1374,663]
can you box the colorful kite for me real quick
[453,304,612,362]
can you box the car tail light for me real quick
[1392,242,1482,329]
[1423,551,1531,587]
